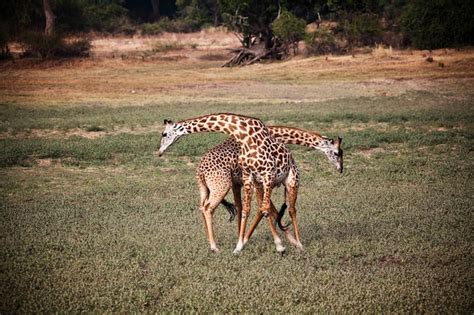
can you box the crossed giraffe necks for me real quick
[268,126,328,150]
[177,113,291,253]
[178,113,269,150]
[197,126,334,252]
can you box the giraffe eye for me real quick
[162,132,167,137]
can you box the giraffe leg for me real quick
[244,211,263,245]
[197,178,213,249]
[243,185,264,245]
[201,208,218,252]
[267,202,299,247]
[231,183,242,236]
[244,189,293,245]
[197,176,209,211]
[243,184,280,245]
[287,184,303,249]
[261,185,286,253]
[233,179,252,254]
[274,188,298,246]
[198,174,232,252]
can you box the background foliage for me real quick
[1,0,473,52]
[401,0,474,49]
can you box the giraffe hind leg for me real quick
[206,187,232,252]
[197,178,214,251]
[231,183,243,236]
[287,184,303,249]
[259,185,286,253]
[201,175,233,252]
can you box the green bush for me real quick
[176,0,213,29]
[20,32,91,59]
[152,41,185,52]
[53,0,133,34]
[271,10,306,46]
[343,12,382,47]
[304,28,339,55]
[401,0,474,49]
[142,23,164,35]
[84,2,130,33]
[141,17,196,35]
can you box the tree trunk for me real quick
[43,0,55,36]
[212,1,220,26]
[150,0,160,21]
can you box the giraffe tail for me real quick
[276,203,291,231]
[221,199,236,222]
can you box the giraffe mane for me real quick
[177,113,266,124]
[268,125,326,139]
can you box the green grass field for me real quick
[1,49,473,312]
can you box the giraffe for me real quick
[196,126,343,252]
[158,113,298,253]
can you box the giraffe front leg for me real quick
[243,183,269,245]
[231,183,242,236]
[244,212,263,245]
[233,179,252,254]
[261,185,285,253]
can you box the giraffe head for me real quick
[158,119,187,156]
[319,136,343,173]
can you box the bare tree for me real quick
[43,0,55,35]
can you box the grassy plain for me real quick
[1,36,473,312]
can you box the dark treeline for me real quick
[0,0,473,60]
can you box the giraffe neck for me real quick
[268,126,329,152]
[177,113,268,146]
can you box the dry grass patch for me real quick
[1,42,473,108]
[372,43,393,58]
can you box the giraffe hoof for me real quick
[276,244,286,253]
[210,247,220,253]
[233,241,244,254]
